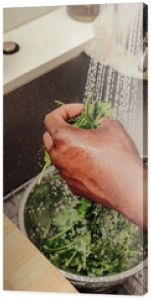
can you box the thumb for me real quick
[44,103,84,137]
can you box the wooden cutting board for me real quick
[4,215,77,293]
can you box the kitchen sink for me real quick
[3,51,148,295]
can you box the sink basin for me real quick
[4,52,90,195]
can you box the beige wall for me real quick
[3,6,61,33]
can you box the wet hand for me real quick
[43,104,146,229]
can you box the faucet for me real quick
[138,6,148,74]
[138,32,148,73]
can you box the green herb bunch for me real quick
[69,96,113,129]
[25,171,147,276]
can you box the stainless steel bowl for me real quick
[19,167,147,292]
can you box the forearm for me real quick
[115,162,147,230]
[108,155,147,229]
[92,152,147,230]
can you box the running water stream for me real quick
[84,3,147,156]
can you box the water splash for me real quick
[84,3,145,156]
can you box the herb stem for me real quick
[48,242,75,252]
[42,220,51,239]
[65,250,77,267]
[37,163,47,185]
[47,227,73,242]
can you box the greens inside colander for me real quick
[24,170,147,277]
[24,98,147,276]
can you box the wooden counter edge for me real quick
[3,214,78,293]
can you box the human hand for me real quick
[43,104,147,229]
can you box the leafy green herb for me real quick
[25,171,147,276]
[69,97,113,129]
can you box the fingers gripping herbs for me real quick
[38,97,113,185]
[69,97,113,129]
